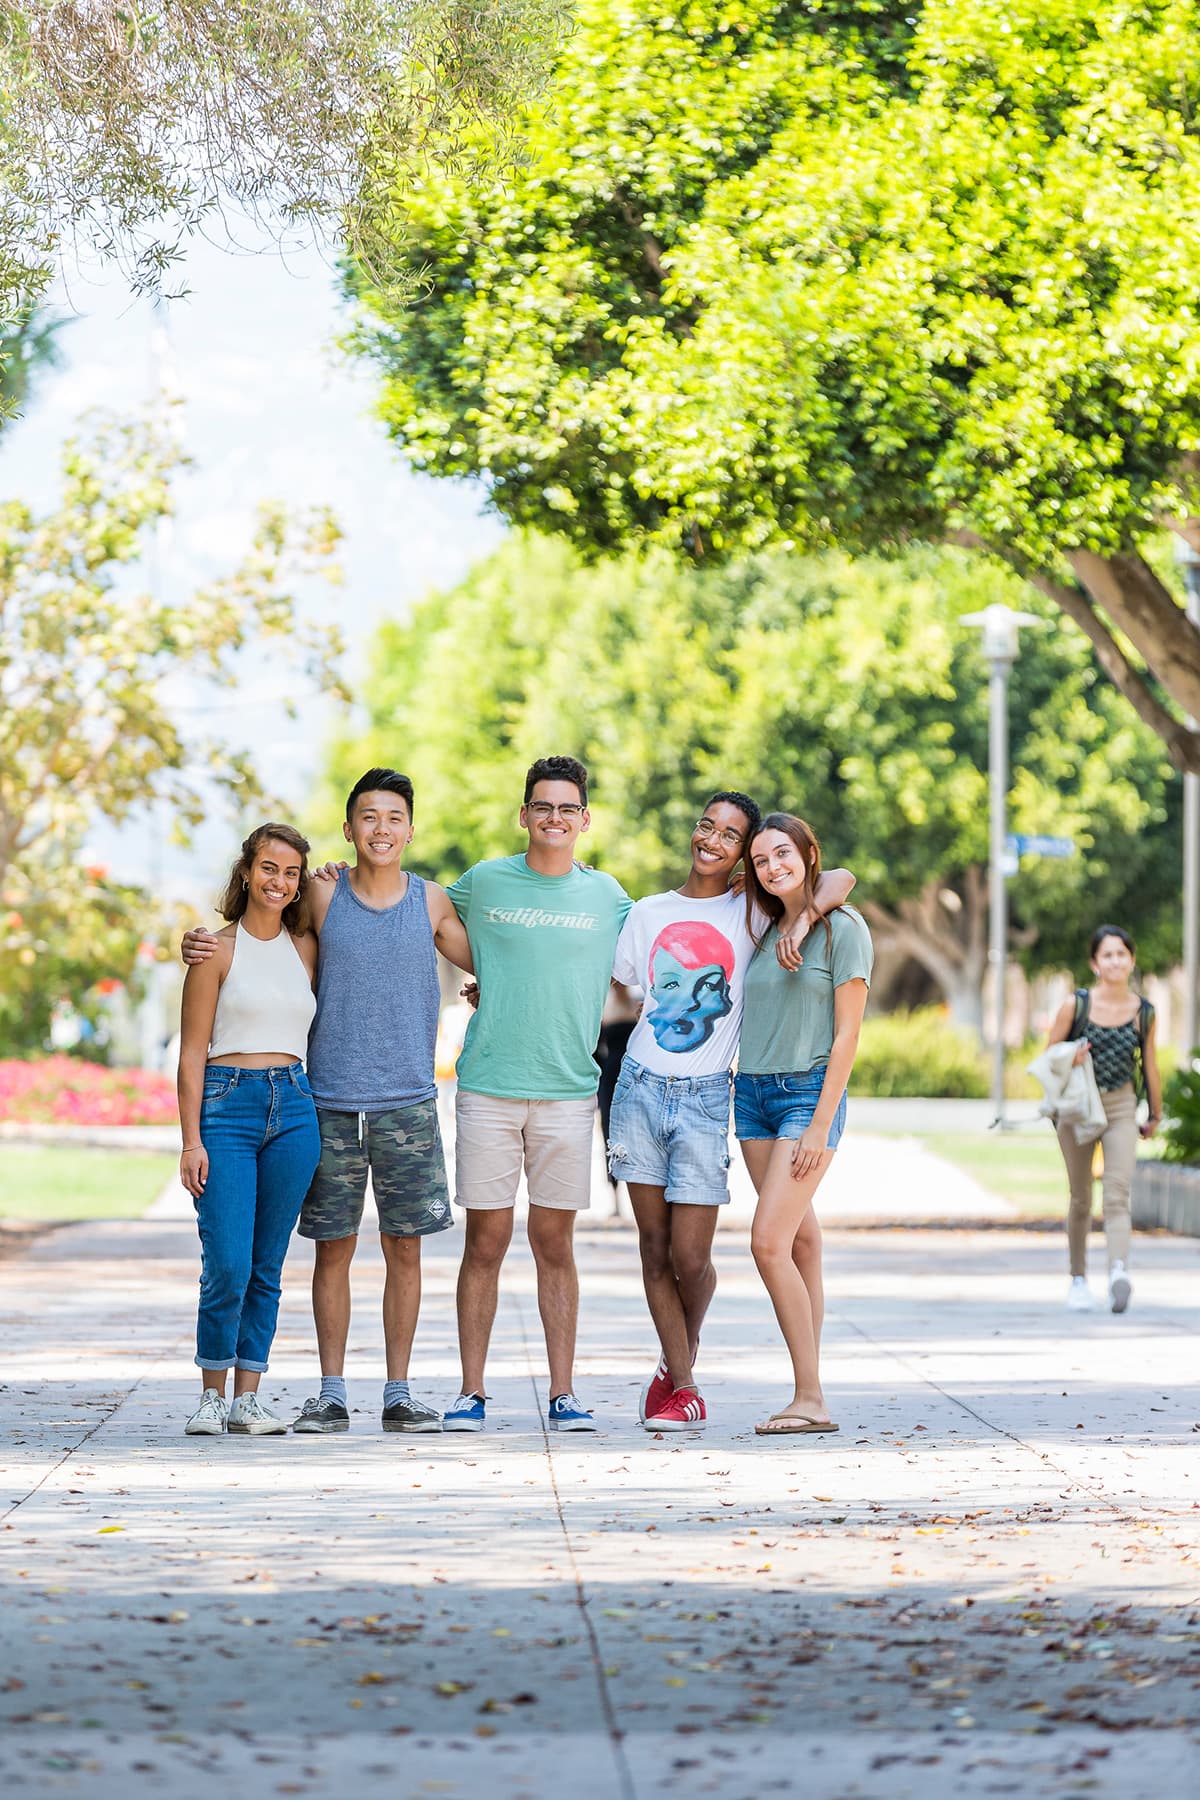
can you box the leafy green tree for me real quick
[322,535,1179,1026]
[0,408,348,915]
[0,305,60,419]
[0,0,568,373]
[0,864,154,1058]
[348,0,1200,771]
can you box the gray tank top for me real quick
[307,869,440,1113]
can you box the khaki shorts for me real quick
[454,1090,597,1212]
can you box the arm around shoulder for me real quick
[814,866,855,914]
[427,881,474,974]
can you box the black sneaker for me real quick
[293,1395,350,1434]
[382,1396,442,1433]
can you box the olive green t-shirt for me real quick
[739,906,873,1076]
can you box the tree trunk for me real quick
[1068,547,1200,723]
[861,867,989,1039]
[949,530,1200,774]
[946,975,985,1035]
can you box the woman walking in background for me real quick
[1046,925,1160,1315]
[177,824,320,1436]
[737,814,872,1437]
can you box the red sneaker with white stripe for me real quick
[645,1387,707,1432]
[638,1355,672,1423]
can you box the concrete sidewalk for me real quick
[2,1207,1199,1798]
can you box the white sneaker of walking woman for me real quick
[1108,1262,1133,1314]
[1065,1277,1098,1312]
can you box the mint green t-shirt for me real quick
[739,906,873,1076]
[448,855,632,1099]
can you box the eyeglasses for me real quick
[695,819,745,849]
[526,802,585,820]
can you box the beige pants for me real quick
[1056,1081,1137,1276]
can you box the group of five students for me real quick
[177,756,873,1439]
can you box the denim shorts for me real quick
[733,1068,847,1147]
[607,1060,732,1205]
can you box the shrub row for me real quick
[848,1009,990,1100]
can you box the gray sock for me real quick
[384,1379,411,1408]
[320,1375,347,1408]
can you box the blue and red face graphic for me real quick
[646,921,735,1054]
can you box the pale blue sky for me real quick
[0,224,503,900]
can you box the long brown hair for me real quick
[745,813,836,950]
[216,823,311,935]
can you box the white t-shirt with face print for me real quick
[612,888,764,1078]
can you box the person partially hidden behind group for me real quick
[177,824,320,1437]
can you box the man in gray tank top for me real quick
[183,769,474,1433]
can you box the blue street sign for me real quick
[1004,833,1075,860]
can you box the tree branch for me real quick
[860,896,962,991]
[612,191,665,283]
[946,530,1200,774]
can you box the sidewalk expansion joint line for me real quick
[1,1331,192,1526]
[838,1313,1163,1526]
[515,1293,637,1800]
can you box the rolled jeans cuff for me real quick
[194,1354,270,1373]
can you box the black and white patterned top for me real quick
[1086,1017,1139,1093]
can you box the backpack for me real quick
[1067,987,1154,1103]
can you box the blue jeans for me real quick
[607,1060,733,1205]
[195,1065,321,1372]
[733,1068,848,1148]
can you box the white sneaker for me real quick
[1108,1263,1132,1315]
[228,1391,289,1435]
[185,1388,229,1435]
[1066,1277,1098,1312]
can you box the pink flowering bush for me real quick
[0,1057,177,1125]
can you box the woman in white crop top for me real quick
[177,823,320,1438]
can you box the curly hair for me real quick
[216,823,311,935]
[524,755,589,806]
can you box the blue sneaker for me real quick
[547,1393,597,1433]
[443,1392,486,1433]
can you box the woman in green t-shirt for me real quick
[738,813,873,1437]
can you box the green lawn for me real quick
[0,1147,177,1222]
[921,1130,1075,1218]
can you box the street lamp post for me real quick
[1174,541,1200,1057]
[963,604,1040,1126]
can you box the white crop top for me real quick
[208,923,317,1061]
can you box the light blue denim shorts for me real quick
[733,1068,847,1147]
[607,1060,733,1205]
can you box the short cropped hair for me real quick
[524,755,589,807]
[702,790,761,841]
[346,767,415,821]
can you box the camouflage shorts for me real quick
[299,1101,453,1240]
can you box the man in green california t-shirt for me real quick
[442,755,631,1436]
